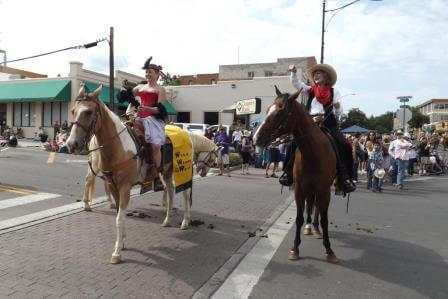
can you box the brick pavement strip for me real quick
[0,169,289,298]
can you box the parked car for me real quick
[208,124,230,136]
[172,123,209,135]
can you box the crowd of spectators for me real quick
[349,130,447,192]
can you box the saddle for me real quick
[125,119,173,194]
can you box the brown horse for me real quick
[254,86,339,263]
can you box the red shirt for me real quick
[137,91,158,118]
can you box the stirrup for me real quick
[342,179,356,193]
[279,172,293,186]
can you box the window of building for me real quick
[188,80,193,85]
[264,71,273,77]
[42,102,69,127]
[210,79,217,84]
[12,102,36,127]
[177,111,191,123]
[204,111,219,125]
[248,71,254,78]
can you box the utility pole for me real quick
[320,0,326,64]
[109,26,114,112]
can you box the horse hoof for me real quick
[313,231,322,239]
[288,250,300,260]
[326,253,339,264]
[303,227,312,235]
[180,222,189,230]
[110,254,122,264]
[84,206,92,212]
[161,220,171,227]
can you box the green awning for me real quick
[163,100,177,115]
[84,81,120,105]
[0,79,71,102]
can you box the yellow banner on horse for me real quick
[165,125,193,193]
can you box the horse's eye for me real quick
[85,110,93,116]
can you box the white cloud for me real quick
[0,0,447,116]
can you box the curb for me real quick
[191,193,294,299]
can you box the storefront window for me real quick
[61,102,69,124]
[30,103,36,127]
[42,102,69,127]
[52,102,61,124]
[13,103,21,127]
[43,102,52,127]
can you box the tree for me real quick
[369,112,394,134]
[408,106,430,129]
[161,73,180,86]
[340,108,370,129]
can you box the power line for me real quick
[0,38,108,66]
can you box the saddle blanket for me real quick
[165,125,193,193]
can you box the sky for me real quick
[0,0,447,116]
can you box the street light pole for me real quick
[320,0,326,64]
[320,0,381,64]
[109,26,115,113]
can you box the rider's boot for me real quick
[338,165,356,193]
[279,149,295,186]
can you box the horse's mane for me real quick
[188,132,218,152]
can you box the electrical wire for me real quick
[0,38,108,66]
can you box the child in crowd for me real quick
[369,140,384,192]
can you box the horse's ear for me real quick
[92,85,103,99]
[274,85,282,97]
[77,85,86,98]
[288,89,302,103]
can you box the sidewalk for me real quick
[17,138,44,149]
[0,167,290,298]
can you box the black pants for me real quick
[327,126,354,179]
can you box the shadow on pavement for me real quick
[261,231,448,298]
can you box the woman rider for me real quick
[133,57,168,179]
[280,63,356,194]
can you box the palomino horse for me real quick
[82,132,218,220]
[254,86,339,263]
[66,85,216,264]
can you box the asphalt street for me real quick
[0,147,106,225]
[227,175,448,299]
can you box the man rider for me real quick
[280,64,356,194]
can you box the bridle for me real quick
[195,149,219,169]
[70,95,101,152]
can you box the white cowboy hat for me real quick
[308,64,337,86]
[396,130,404,135]
[404,132,411,139]
[374,168,385,179]
[243,130,251,137]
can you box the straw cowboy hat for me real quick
[243,130,251,137]
[374,168,385,179]
[308,64,338,86]
[396,130,404,135]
